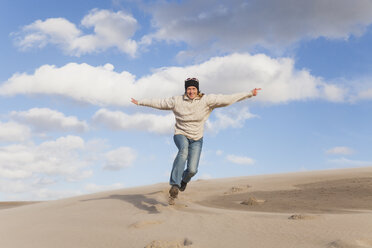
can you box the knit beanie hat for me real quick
[185,77,199,91]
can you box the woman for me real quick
[131,78,261,204]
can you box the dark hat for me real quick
[185,77,199,91]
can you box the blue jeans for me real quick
[170,134,203,187]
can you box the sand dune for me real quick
[0,201,40,210]
[1,167,372,248]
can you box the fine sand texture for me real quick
[0,167,372,248]
[0,201,40,210]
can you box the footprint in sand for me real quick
[326,239,371,248]
[224,185,251,194]
[240,196,265,206]
[288,214,316,220]
[129,220,163,229]
[327,240,353,248]
[144,238,193,248]
[356,238,372,247]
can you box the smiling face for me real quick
[186,86,198,99]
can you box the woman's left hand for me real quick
[251,88,261,96]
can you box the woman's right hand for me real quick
[131,98,138,105]
[251,88,261,96]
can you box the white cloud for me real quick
[0,135,92,181]
[0,121,31,142]
[11,108,88,133]
[13,9,138,57]
[352,78,372,101]
[327,157,372,167]
[104,146,137,170]
[33,177,56,186]
[335,76,372,102]
[0,62,136,106]
[206,107,256,134]
[84,183,124,193]
[356,89,372,100]
[94,107,256,135]
[93,108,174,134]
[226,154,255,165]
[326,146,355,155]
[0,135,137,200]
[0,167,32,180]
[0,53,345,106]
[144,0,372,53]
[0,180,30,194]
[321,83,347,102]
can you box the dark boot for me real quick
[168,185,179,205]
[169,185,179,198]
[179,180,187,192]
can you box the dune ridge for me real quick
[0,167,372,248]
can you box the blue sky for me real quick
[1,0,372,201]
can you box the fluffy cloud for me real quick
[352,78,372,101]
[93,108,174,134]
[104,147,137,170]
[0,180,30,194]
[356,89,372,100]
[13,9,138,56]
[0,134,138,200]
[206,107,256,134]
[93,107,255,135]
[226,154,255,165]
[0,121,31,142]
[144,0,372,52]
[0,53,346,106]
[13,2,372,57]
[11,108,88,133]
[0,135,92,181]
[326,146,355,155]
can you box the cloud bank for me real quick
[11,108,88,133]
[0,53,346,106]
[0,135,91,181]
[93,106,256,135]
[0,134,137,199]
[13,9,138,57]
[104,147,137,170]
[93,108,174,134]
[144,0,372,52]
[326,146,354,155]
[0,121,31,143]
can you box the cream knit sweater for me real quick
[138,92,253,140]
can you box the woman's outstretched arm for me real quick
[206,88,261,109]
[130,96,176,110]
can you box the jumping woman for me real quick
[131,78,261,204]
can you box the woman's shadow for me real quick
[81,191,168,214]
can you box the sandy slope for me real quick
[0,167,372,248]
[0,202,40,210]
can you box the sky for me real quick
[1,0,372,201]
